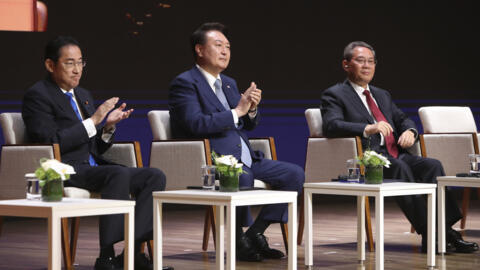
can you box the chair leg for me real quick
[147,240,154,262]
[297,192,305,245]
[61,218,73,270]
[202,206,217,251]
[70,217,80,264]
[202,206,211,251]
[280,223,289,254]
[0,216,3,237]
[364,197,374,252]
[461,187,472,229]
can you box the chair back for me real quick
[147,110,172,140]
[419,106,477,133]
[304,108,360,182]
[0,112,27,144]
[305,108,323,137]
[419,106,478,175]
[0,112,58,199]
[102,142,141,168]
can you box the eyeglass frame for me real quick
[351,57,377,66]
[60,60,87,69]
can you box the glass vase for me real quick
[219,171,239,192]
[41,179,64,202]
[365,165,383,184]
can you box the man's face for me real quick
[45,45,83,90]
[196,30,231,75]
[343,46,376,87]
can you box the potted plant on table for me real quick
[35,158,75,202]
[212,152,245,192]
[357,150,391,184]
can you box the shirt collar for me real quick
[196,64,221,91]
[349,80,370,96]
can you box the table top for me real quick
[304,181,436,191]
[153,189,297,206]
[0,198,135,218]
[437,176,480,187]
[0,198,135,208]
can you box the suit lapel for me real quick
[369,87,393,123]
[344,81,374,124]
[191,67,228,112]
[45,79,79,119]
[74,88,95,118]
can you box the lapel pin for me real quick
[85,101,89,105]
[227,85,230,88]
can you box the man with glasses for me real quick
[320,41,478,253]
[22,36,173,270]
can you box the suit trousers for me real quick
[384,152,462,235]
[67,165,166,247]
[237,158,305,227]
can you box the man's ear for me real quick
[45,59,55,73]
[195,44,203,58]
[342,59,349,71]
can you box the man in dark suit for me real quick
[22,36,173,270]
[321,41,478,253]
[169,22,305,262]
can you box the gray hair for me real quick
[343,41,376,61]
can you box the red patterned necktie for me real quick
[363,90,399,158]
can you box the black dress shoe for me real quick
[249,233,285,259]
[447,229,479,253]
[94,256,120,270]
[237,233,263,262]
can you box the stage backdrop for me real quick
[1,0,479,168]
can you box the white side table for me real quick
[153,189,298,270]
[0,198,135,270]
[437,176,480,254]
[304,182,436,270]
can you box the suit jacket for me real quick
[320,80,416,153]
[22,78,113,169]
[169,66,263,161]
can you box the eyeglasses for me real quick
[61,60,86,69]
[352,57,376,66]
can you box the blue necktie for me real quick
[214,79,252,167]
[65,92,98,166]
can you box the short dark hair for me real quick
[190,22,228,60]
[343,41,376,61]
[44,36,81,62]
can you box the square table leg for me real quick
[215,205,225,270]
[288,200,297,270]
[226,205,236,270]
[48,214,61,270]
[438,184,446,254]
[375,195,384,270]
[357,196,365,262]
[304,190,313,266]
[154,200,163,270]
[427,192,436,267]
[124,208,134,270]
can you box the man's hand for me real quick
[246,84,262,111]
[90,97,119,125]
[104,103,134,130]
[364,121,393,137]
[397,130,415,149]
[234,82,256,117]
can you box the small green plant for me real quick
[35,158,75,186]
[357,150,391,168]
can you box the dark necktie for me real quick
[65,92,98,166]
[214,79,252,167]
[362,89,399,158]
